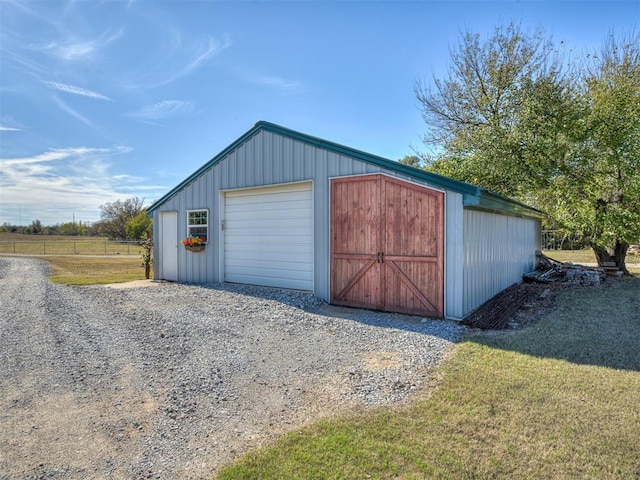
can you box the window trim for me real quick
[186,209,209,243]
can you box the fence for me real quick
[541,230,587,251]
[0,239,144,256]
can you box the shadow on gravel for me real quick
[195,281,464,343]
[471,276,640,372]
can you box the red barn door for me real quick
[331,174,444,317]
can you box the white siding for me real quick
[463,209,541,315]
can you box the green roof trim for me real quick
[148,121,545,219]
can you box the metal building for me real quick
[148,121,543,320]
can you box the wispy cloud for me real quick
[128,34,232,89]
[255,75,304,91]
[127,100,194,121]
[182,35,231,77]
[37,29,123,61]
[0,116,25,132]
[0,145,164,224]
[45,81,111,100]
[52,95,96,128]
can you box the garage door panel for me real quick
[227,254,313,272]
[225,234,313,247]
[224,242,313,255]
[224,182,314,291]
[228,216,312,229]
[226,264,313,277]
[226,273,314,291]
[225,203,312,217]
[225,191,311,206]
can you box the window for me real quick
[187,209,208,242]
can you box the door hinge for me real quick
[221,219,226,231]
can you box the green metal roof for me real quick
[148,121,545,219]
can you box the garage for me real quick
[149,121,543,319]
[331,174,444,317]
[223,182,314,290]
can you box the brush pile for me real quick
[523,251,607,285]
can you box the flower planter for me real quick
[184,244,205,253]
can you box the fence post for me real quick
[74,241,77,255]
[43,241,46,254]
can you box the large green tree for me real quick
[93,197,146,240]
[416,24,639,271]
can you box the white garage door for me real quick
[224,182,313,290]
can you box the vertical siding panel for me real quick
[444,192,464,319]
[463,210,540,315]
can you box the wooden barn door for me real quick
[331,174,444,318]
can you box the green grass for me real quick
[543,248,640,265]
[0,233,142,256]
[217,277,640,479]
[39,256,150,285]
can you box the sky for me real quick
[0,0,638,226]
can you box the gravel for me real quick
[0,256,464,479]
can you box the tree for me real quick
[25,219,43,235]
[398,155,424,168]
[125,211,152,240]
[564,32,640,270]
[415,23,566,196]
[416,24,639,271]
[96,197,146,239]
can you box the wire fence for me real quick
[0,239,144,256]
[541,230,587,251]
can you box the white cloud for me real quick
[255,75,303,91]
[182,35,231,76]
[127,100,194,121]
[45,81,111,100]
[52,95,96,128]
[0,145,165,224]
[37,29,123,61]
[256,75,301,89]
[0,126,21,132]
[153,36,231,87]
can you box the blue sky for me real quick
[1,0,638,225]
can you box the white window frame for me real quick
[186,209,209,243]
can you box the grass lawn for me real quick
[39,256,150,285]
[543,248,640,266]
[217,276,640,479]
[0,233,142,255]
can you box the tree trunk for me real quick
[592,240,629,274]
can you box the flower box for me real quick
[181,236,206,252]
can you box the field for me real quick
[0,233,143,256]
[41,256,150,285]
[0,234,150,284]
[217,275,640,479]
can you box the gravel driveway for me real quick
[0,257,463,479]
